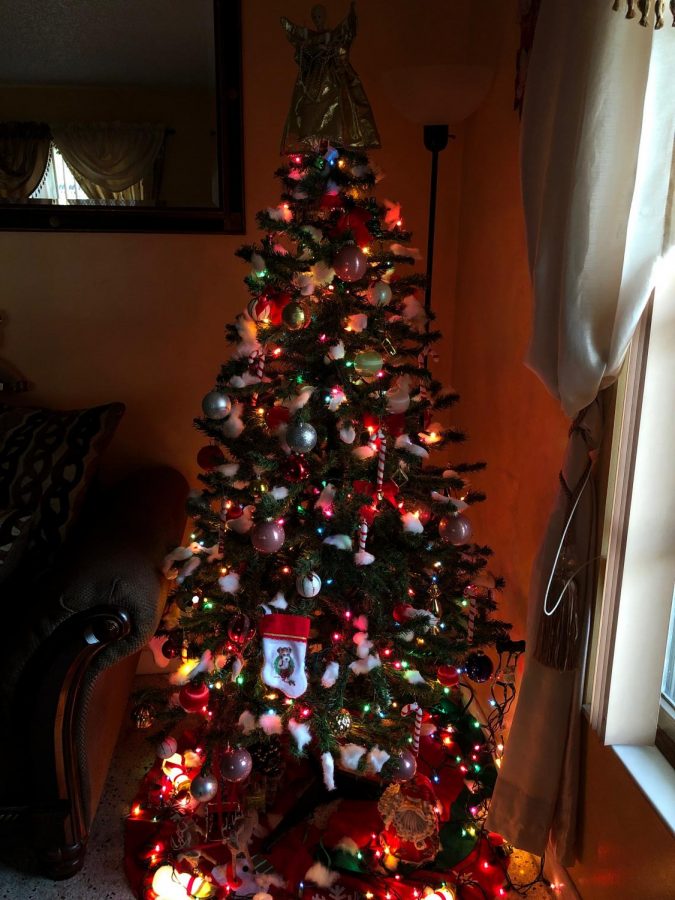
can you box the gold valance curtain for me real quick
[612,0,675,28]
[51,122,165,202]
[0,122,51,201]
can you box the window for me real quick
[658,588,675,766]
[30,144,89,204]
[588,246,675,828]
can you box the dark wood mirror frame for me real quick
[0,0,244,235]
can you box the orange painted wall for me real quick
[0,0,481,485]
[448,4,568,637]
[565,719,675,900]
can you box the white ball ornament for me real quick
[368,280,392,306]
[155,736,178,759]
[296,571,322,598]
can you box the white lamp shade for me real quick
[379,63,494,125]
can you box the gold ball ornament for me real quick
[330,708,352,736]
[282,299,311,330]
[354,350,384,378]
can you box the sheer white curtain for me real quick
[486,0,675,862]
[51,122,165,203]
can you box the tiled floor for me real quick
[0,693,554,899]
[0,717,149,899]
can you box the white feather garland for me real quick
[288,718,312,751]
[321,751,336,791]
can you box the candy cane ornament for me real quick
[249,346,266,406]
[417,350,428,404]
[376,427,386,498]
[402,702,424,758]
[466,595,477,645]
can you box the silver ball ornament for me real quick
[369,280,392,306]
[389,749,417,782]
[251,519,285,554]
[190,772,219,802]
[286,421,317,453]
[296,571,322,598]
[221,747,253,782]
[202,390,232,420]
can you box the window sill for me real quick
[613,744,675,835]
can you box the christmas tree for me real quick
[126,9,522,900]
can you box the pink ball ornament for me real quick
[251,520,285,554]
[221,747,253,782]
[333,244,367,282]
[389,749,417,782]
[439,514,472,545]
[155,736,178,759]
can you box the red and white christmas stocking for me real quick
[259,613,310,699]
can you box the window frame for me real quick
[587,255,675,831]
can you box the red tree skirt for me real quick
[124,732,510,900]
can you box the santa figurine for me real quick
[377,774,441,867]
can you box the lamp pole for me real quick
[423,124,453,317]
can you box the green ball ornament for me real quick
[282,300,312,330]
[354,350,384,378]
[369,280,392,307]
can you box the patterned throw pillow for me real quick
[0,507,34,583]
[0,402,125,561]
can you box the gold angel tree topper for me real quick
[281,2,381,152]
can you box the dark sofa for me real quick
[0,464,187,878]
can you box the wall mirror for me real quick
[0,0,244,233]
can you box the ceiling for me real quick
[0,0,216,87]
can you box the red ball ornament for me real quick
[248,295,268,322]
[439,514,473,545]
[333,244,367,282]
[319,190,344,210]
[227,612,255,646]
[249,290,291,325]
[393,603,413,623]
[223,503,243,521]
[178,682,210,713]
[331,207,372,245]
[265,405,290,430]
[437,665,460,687]
[282,453,309,482]
[161,634,182,659]
[197,444,226,470]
